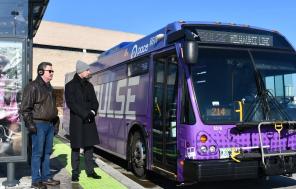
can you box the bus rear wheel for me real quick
[131,132,146,178]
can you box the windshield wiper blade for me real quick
[244,89,291,122]
[243,51,271,121]
[243,51,290,122]
[243,89,269,121]
[265,90,290,120]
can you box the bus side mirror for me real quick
[183,41,198,64]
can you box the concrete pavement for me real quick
[0,136,145,189]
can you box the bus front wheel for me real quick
[131,132,146,178]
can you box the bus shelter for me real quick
[0,0,49,186]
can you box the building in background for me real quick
[32,20,143,113]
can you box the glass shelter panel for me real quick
[0,40,24,159]
[0,0,28,37]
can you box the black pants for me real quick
[71,146,95,176]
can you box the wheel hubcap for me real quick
[133,140,146,168]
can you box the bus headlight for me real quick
[209,145,216,153]
[200,146,207,153]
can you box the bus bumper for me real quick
[183,156,296,182]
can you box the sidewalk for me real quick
[0,142,83,189]
[0,136,145,189]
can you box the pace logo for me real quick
[130,34,164,59]
[131,44,149,58]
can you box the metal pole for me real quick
[2,162,19,187]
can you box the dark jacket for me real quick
[65,73,99,148]
[20,76,58,128]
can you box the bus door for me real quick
[152,49,178,173]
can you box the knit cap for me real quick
[76,60,90,73]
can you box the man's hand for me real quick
[85,111,95,123]
[27,124,37,133]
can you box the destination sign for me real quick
[196,29,273,47]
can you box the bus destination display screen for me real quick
[196,29,273,47]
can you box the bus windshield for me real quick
[191,48,296,124]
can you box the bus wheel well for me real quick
[127,125,147,171]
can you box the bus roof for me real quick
[91,21,295,73]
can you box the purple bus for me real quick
[63,21,296,184]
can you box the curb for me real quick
[95,157,146,189]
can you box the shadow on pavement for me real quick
[145,172,296,189]
[50,153,68,176]
[0,153,68,180]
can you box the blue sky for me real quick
[44,0,296,48]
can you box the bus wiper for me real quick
[264,89,290,120]
[243,89,269,122]
[243,51,270,121]
[243,52,290,122]
[244,89,290,120]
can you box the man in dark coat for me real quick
[65,60,100,182]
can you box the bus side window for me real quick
[181,75,195,124]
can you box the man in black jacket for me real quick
[21,62,60,189]
[65,60,100,182]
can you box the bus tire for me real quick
[131,131,146,178]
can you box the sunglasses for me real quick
[44,70,54,73]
